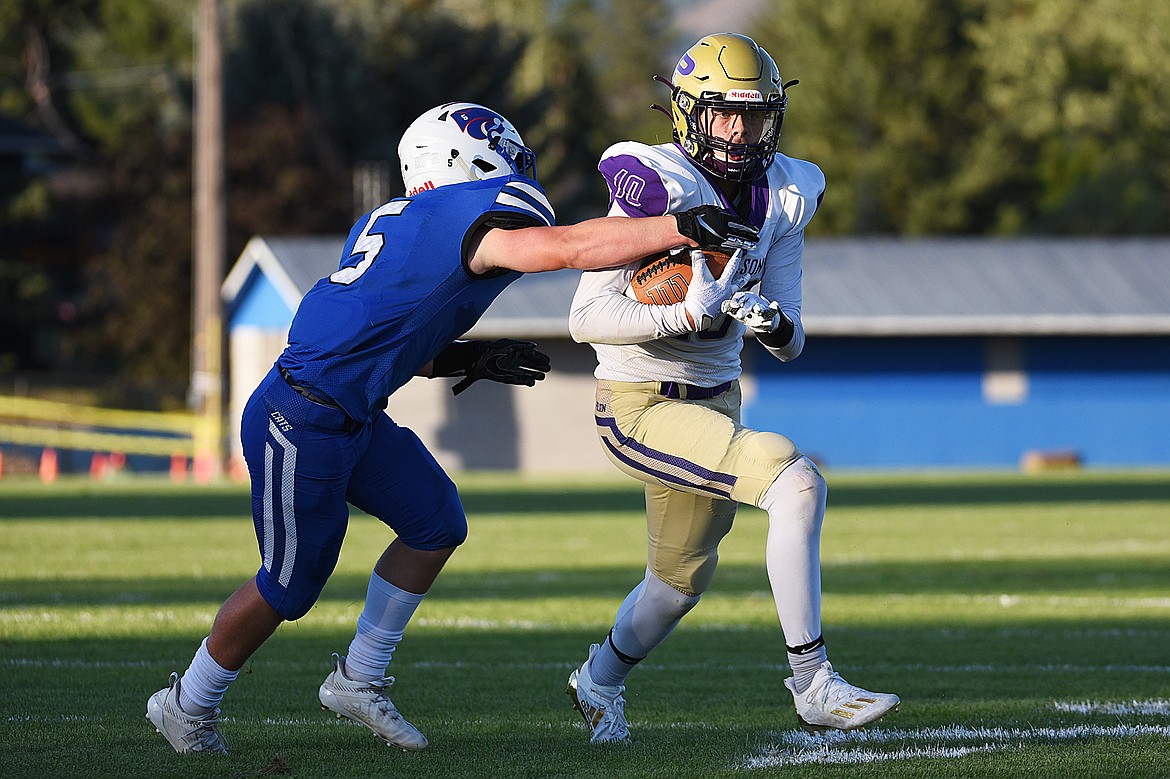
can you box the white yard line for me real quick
[744,715,1170,768]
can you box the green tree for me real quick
[965,0,1170,233]
[546,0,675,217]
[1,0,619,393]
[755,0,981,235]
[753,0,1170,235]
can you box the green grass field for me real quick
[3,470,1169,778]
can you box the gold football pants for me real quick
[593,379,803,596]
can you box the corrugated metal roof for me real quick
[224,235,1170,336]
[804,237,1170,335]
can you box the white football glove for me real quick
[721,290,785,334]
[683,248,749,331]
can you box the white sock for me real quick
[589,571,700,688]
[786,636,829,693]
[758,456,826,662]
[343,572,424,682]
[178,638,238,714]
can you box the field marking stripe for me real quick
[747,743,999,767]
[746,723,1170,769]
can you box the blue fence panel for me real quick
[742,336,1170,468]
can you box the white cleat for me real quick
[566,644,631,744]
[785,661,900,732]
[146,672,229,754]
[318,653,428,751]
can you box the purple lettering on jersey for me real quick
[599,154,669,217]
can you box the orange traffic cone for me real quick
[90,452,109,480]
[170,453,188,482]
[39,448,58,484]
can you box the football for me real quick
[627,248,732,306]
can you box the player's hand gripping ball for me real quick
[627,247,733,306]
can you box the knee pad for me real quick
[755,430,801,464]
[256,564,326,621]
[414,507,468,550]
[395,478,468,550]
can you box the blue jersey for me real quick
[279,175,555,423]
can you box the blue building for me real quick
[223,236,1170,472]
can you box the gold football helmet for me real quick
[666,33,791,182]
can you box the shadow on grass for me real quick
[3,618,1169,779]
[2,474,1169,520]
[6,556,1169,607]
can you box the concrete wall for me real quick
[226,334,615,475]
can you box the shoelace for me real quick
[360,677,403,719]
[603,697,629,737]
[589,684,627,731]
[185,710,224,748]
[807,671,865,707]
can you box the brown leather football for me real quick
[627,248,732,305]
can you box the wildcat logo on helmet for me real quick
[447,106,508,142]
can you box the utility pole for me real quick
[191,0,226,481]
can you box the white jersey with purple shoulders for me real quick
[569,141,824,386]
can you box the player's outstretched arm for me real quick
[468,206,758,275]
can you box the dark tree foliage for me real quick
[0,0,608,397]
[2,0,1166,402]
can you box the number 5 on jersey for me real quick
[330,200,410,285]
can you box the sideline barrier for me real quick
[0,394,197,461]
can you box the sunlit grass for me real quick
[2,471,1169,778]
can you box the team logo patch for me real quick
[448,106,507,142]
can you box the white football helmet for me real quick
[398,102,537,196]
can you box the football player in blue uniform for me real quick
[146,101,758,755]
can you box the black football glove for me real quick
[675,205,759,251]
[430,339,551,396]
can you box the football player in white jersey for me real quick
[566,33,900,742]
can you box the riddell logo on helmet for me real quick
[407,181,435,196]
[726,89,763,101]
